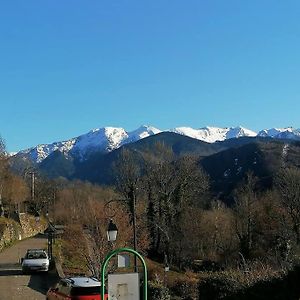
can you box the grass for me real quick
[53,237,89,276]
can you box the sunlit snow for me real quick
[15,125,300,164]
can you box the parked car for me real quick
[21,249,49,273]
[46,276,108,300]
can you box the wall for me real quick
[0,213,47,251]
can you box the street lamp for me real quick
[105,198,138,271]
[102,219,148,299]
[107,219,118,242]
[44,223,56,260]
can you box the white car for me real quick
[21,249,49,273]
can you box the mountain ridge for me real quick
[13,125,300,164]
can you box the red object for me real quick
[46,277,108,300]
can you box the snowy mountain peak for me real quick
[226,126,256,139]
[126,125,161,143]
[13,125,300,164]
[257,127,300,140]
[171,126,256,143]
[73,127,128,157]
[18,139,76,163]
[136,124,161,133]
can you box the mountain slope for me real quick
[38,133,277,186]
[14,125,257,164]
[39,132,229,183]
[11,131,300,206]
[257,127,300,140]
[200,139,300,202]
[11,125,300,191]
[15,125,161,164]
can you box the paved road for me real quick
[0,234,58,300]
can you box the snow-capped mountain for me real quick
[17,125,161,163]
[13,125,300,164]
[71,127,128,160]
[257,127,300,140]
[170,126,256,143]
[18,139,77,163]
[126,125,162,144]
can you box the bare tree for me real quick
[276,167,300,244]
[143,143,210,266]
[56,183,134,278]
[0,137,8,216]
[233,172,258,259]
[114,148,146,270]
[3,174,29,214]
[254,190,293,262]
[114,148,141,216]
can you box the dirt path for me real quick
[0,234,58,300]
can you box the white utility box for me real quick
[108,273,140,300]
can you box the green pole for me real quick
[101,247,147,300]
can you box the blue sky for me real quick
[1,1,300,152]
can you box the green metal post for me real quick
[101,247,147,300]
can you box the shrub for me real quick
[148,274,171,300]
[198,271,244,299]
[198,261,288,300]
[172,275,198,300]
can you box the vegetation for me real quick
[3,136,300,298]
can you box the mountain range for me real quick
[9,125,300,203]
[13,125,300,164]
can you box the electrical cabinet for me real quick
[108,273,140,300]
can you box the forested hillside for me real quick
[4,135,300,298]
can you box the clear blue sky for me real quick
[1,1,300,152]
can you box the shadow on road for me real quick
[0,263,22,276]
[27,273,49,295]
[0,262,59,296]
[27,271,59,295]
[0,269,23,276]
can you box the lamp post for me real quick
[132,193,138,272]
[44,223,56,260]
[101,219,148,300]
[23,168,36,214]
[105,198,138,272]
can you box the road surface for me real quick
[0,234,58,300]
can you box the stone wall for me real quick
[0,213,47,251]
[0,217,21,251]
[18,213,47,239]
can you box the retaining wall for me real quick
[0,213,47,251]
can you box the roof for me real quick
[64,277,101,287]
[26,249,46,253]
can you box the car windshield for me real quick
[71,287,100,296]
[25,251,47,259]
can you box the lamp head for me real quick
[107,219,118,242]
